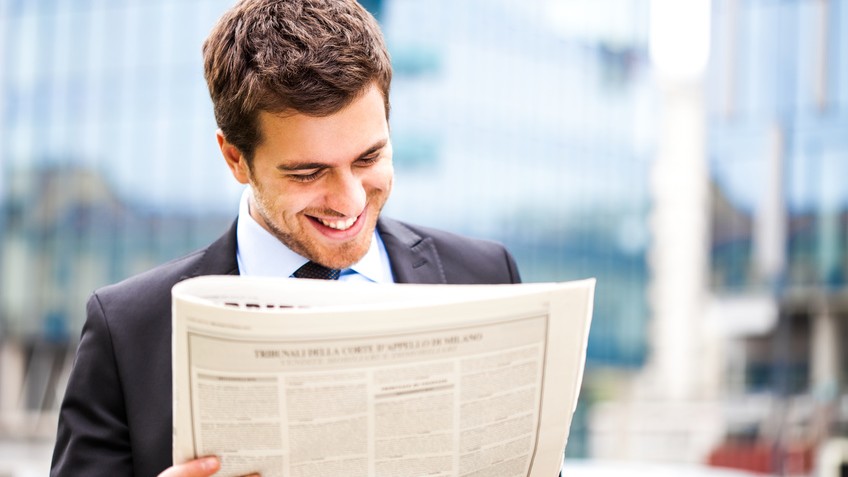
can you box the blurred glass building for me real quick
[706,0,848,475]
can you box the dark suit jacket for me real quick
[51,217,521,476]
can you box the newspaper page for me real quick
[172,276,595,477]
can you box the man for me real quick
[51,0,522,476]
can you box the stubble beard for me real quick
[249,188,387,270]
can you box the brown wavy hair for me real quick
[202,0,392,163]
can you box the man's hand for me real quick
[157,457,221,477]
[156,457,261,477]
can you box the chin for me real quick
[308,239,371,270]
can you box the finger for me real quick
[157,456,220,477]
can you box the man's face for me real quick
[220,83,393,270]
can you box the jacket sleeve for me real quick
[503,246,522,284]
[50,292,133,476]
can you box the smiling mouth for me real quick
[317,216,357,231]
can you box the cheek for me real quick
[276,197,305,218]
[256,182,293,216]
[277,187,324,216]
[366,163,394,192]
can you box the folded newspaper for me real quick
[172,276,595,477]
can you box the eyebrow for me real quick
[276,138,389,172]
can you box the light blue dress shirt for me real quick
[235,188,395,283]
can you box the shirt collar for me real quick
[235,188,392,282]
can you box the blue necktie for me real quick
[293,261,341,280]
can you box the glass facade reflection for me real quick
[706,0,848,473]
[708,0,848,293]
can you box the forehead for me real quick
[255,84,388,163]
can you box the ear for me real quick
[217,130,250,184]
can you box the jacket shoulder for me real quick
[379,217,521,284]
[94,221,237,312]
[95,248,206,310]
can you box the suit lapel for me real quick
[377,217,447,284]
[185,218,443,284]
[183,220,240,280]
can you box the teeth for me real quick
[319,217,356,230]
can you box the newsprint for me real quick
[172,276,595,477]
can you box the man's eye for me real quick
[289,171,322,182]
[356,155,380,166]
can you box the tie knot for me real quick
[293,261,341,280]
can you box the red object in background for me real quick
[707,442,815,475]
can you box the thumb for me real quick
[157,456,220,477]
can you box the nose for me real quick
[324,169,366,217]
